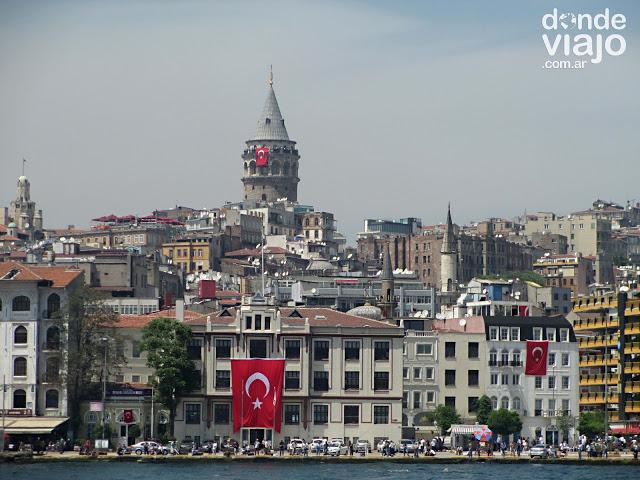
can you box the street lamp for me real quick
[101,337,108,442]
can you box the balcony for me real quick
[579,374,619,386]
[626,322,640,335]
[573,317,619,332]
[578,335,618,349]
[572,295,616,312]
[626,401,640,413]
[624,362,640,374]
[579,355,618,367]
[624,342,640,354]
[509,360,523,367]
[624,381,640,394]
[579,392,619,405]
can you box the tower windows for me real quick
[249,161,256,175]
[261,194,267,201]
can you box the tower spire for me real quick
[268,65,273,86]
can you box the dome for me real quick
[7,222,17,228]
[347,303,382,321]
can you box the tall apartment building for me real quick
[533,253,595,297]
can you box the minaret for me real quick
[440,204,458,292]
[241,68,300,206]
[378,241,396,322]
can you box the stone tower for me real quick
[440,204,458,292]
[241,69,300,206]
[378,241,396,322]
[9,175,42,232]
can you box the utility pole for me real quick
[101,338,108,442]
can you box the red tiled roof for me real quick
[432,316,486,334]
[0,261,83,287]
[1,236,21,241]
[116,307,202,328]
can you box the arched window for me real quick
[489,349,497,364]
[270,160,280,175]
[512,350,521,365]
[46,357,60,382]
[491,396,498,410]
[45,389,59,408]
[513,397,521,411]
[249,161,256,175]
[244,162,248,174]
[282,161,290,176]
[501,349,509,365]
[501,397,510,410]
[13,389,27,408]
[261,194,267,201]
[47,293,61,316]
[12,295,30,312]
[14,326,27,344]
[305,218,310,226]
[46,326,60,350]
[14,357,27,376]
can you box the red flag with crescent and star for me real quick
[525,340,549,376]
[231,359,285,432]
[256,147,270,167]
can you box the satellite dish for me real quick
[69,237,75,243]
[60,237,67,242]
[459,319,467,327]
[311,288,317,294]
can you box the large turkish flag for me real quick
[525,340,549,376]
[231,359,285,432]
[256,147,270,167]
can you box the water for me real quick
[0,462,636,480]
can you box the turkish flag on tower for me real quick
[231,359,285,432]
[525,340,549,376]
[256,147,270,167]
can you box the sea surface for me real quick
[0,461,637,480]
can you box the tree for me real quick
[140,317,200,437]
[476,395,493,424]
[57,286,125,438]
[578,411,605,438]
[430,405,461,435]
[556,411,573,441]
[488,409,522,437]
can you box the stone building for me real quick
[3,174,44,240]
[242,71,300,206]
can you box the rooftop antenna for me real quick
[268,65,273,86]
[22,158,27,176]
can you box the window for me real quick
[47,294,61,316]
[185,403,201,424]
[285,371,300,390]
[445,342,456,358]
[314,341,329,361]
[214,404,230,424]
[285,339,301,359]
[245,316,252,330]
[131,341,141,358]
[187,339,202,360]
[490,373,498,385]
[344,341,360,360]
[46,327,60,350]
[512,374,520,385]
[562,399,570,415]
[560,328,569,342]
[511,350,521,366]
[535,376,542,389]
[416,343,433,355]
[467,369,479,386]
[313,404,328,424]
[562,376,570,389]
[215,370,230,389]
[468,397,478,413]
[501,350,509,366]
[345,371,359,390]
[413,391,421,409]
[547,328,556,342]
[131,375,140,383]
[402,391,408,408]
[561,353,570,367]
[510,327,520,341]
[254,314,262,330]
[501,373,509,385]
[426,391,435,403]
[374,372,389,391]
[13,389,26,408]
[45,389,59,409]
[513,397,521,411]
[425,367,434,380]
[535,399,543,416]
[12,295,30,312]
[13,357,27,376]
[489,349,497,366]
[403,342,407,355]
[374,341,390,361]
[374,405,389,424]
[548,376,556,390]
[343,405,359,424]
[403,367,409,380]
[501,397,510,409]
[249,339,267,358]
[468,342,479,359]
[445,369,456,386]
[313,371,329,391]
[215,339,231,359]
[284,404,300,424]
[45,357,59,382]
[500,327,509,341]
[413,367,422,380]
[264,316,271,330]
[548,399,556,416]
[14,326,27,345]
[548,352,556,366]
[445,396,456,408]
[533,327,543,341]
[489,327,498,340]
[491,396,498,409]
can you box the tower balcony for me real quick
[579,374,619,386]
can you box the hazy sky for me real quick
[1,0,638,239]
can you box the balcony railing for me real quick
[624,362,640,374]
[579,392,619,405]
[624,342,640,354]
[573,317,619,331]
[578,335,618,348]
[626,401,640,413]
[579,355,618,367]
[624,381,640,394]
[579,374,619,386]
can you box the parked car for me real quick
[530,444,548,458]
[130,441,167,455]
[399,439,416,453]
[179,438,194,454]
[327,440,348,456]
[311,438,327,453]
[288,438,307,454]
[355,440,371,454]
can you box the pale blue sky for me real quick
[1,0,638,238]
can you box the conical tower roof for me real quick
[381,241,393,280]
[441,203,457,254]
[253,68,290,141]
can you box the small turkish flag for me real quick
[231,359,285,432]
[525,340,549,376]
[256,147,269,167]
[122,409,134,424]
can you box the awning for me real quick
[1,416,68,434]
[609,424,640,435]
[448,424,485,435]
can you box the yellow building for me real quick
[571,292,640,423]
[162,236,220,274]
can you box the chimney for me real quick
[176,299,185,322]
[206,315,212,332]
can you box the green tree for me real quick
[476,395,493,424]
[429,405,461,435]
[56,286,125,438]
[578,411,605,438]
[488,409,522,437]
[556,411,573,441]
[140,317,199,437]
